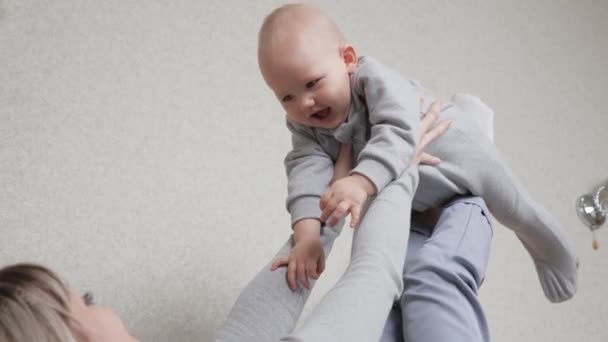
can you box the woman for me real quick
[0,263,137,341]
[216,95,495,341]
[0,95,493,341]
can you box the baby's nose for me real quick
[299,96,315,112]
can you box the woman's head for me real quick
[0,263,76,341]
[0,263,138,342]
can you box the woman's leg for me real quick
[215,223,343,342]
[400,197,492,342]
[283,168,419,342]
[379,221,430,342]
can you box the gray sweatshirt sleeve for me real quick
[284,120,334,226]
[350,56,421,193]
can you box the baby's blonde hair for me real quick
[0,263,77,342]
[258,3,345,56]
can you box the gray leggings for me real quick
[216,191,492,341]
[380,196,491,342]
[217,167,419,341]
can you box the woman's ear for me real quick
[341,44,358,73]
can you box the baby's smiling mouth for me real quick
[311,107,331,120]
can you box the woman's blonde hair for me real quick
[0,263,77,342]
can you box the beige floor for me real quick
[1,1,607,341]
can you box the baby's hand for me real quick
[271,237,325,291]
[320,174,375,228]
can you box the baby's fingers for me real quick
[319,191,331,211]
[307,260,319,280]
[328,201,350,226]
[297,260,310,289]
[287,260,297,291]
[320,197,338,223]
[349,204,362,228]
[271,256,290,271]
[317,255,326,275]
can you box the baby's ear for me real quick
[341,44,357,72]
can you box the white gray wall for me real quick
[1,0,606,341]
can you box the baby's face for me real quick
[260,42,353,130]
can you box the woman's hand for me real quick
[332,98,451,183]
[412,99,451,166]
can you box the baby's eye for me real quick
[306,79,320,89]
[282,94,294,102]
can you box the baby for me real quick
[259,3,578,303]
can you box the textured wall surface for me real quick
[1,1,606,341]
